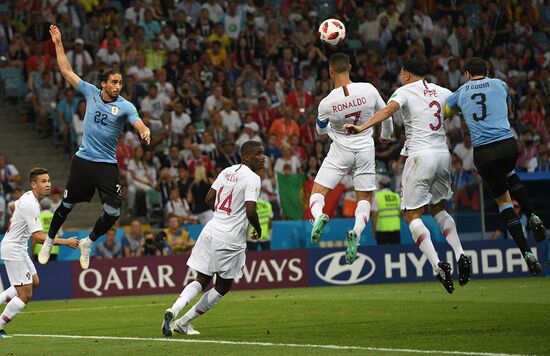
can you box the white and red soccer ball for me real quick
[318,18,346,46]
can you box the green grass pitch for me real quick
[1,278,549,355]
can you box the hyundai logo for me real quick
[315,252,376,285]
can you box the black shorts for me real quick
[63,155,122,208]
[473,137,518,198]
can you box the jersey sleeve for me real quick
[211,174,223,191]
[316,99,330,135]
[445,89,460,110]
[23,201,43,234]
[125,102,140,125]
[244,174,261,202]
[388,87,406,109]
[76,79,99,98]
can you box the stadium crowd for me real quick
[1,0,550,243]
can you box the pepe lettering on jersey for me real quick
[332,97,367,113]
[424,89,438,97]
[224,172,239,182]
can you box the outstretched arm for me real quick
[344,101,400,134]
[50,24,80,89]
[133,119,151,145]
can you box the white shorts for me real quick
[315,143,376,191]
[4,256,37,286]
[187,228,246,279]
[401,151,453,210]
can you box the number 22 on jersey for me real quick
[215,186,233,215]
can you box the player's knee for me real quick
[103,203,121,217]
[32,275,40,289]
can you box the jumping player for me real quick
[161,141,264,336]
[309,53,393,265]
[0,168,79,338]
[38,25,151,270]
[445,57,545,275]
[345,58,471,293]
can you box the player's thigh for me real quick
[186,231,214,277]
[401,155,431,210]
[212,240,246,280]
[429,152,453,205]
[96,163,123,209]
[314,144,354,189]
[4,256,37,287]
[64,156,96,204]
[352,150,376,192]
[474,145,509,198]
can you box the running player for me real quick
[38,25,151,270]
[0,168,79,338]
[161,141,264,336]
[309,53,393,265]
[445,57,545,275]
[345,58,471,293]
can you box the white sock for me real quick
[171,281,202,316]
[45,237,55,246]
[0,286,17,305]
[82,237,93,249]
[434,211,464,261]
[177,288,223,327]
[353,200,371,242]
[309,193,325,222]
[0,296,26,329]
[409,218,440,269]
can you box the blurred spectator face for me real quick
[174,102,184,114]
[134,146,144,159]
[379,15,389,28]
[282,146,292,158]
[203,131,213,143]
[169,188,180,201]
[148,85,158,98]
[223,100,233,112]
[66,89,75,101]
[214,23,224,35]
[212,41,221,54]
[238,37,247,48]
[300,20,310,32]
[168,216,180,230]
[213,85,222,98]
[191,145,202,158]
[42,72,53,85]
[282,48,293,61]
[182,137,192,148]
[308,156,317,169]
[295,79,304,91]
[538,144,549,163]
[283,163,292,175]
[177,10,187,22]
[106,229,116,244]
[228,1,237,14]
[178,167,189,180]
[268,134,277,146]
[170,146,179,159]
[160,167,171,180]
[144,9,153,21]
[130,220,142,236]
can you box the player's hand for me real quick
[140,127,151,145]
[343,124,363,135]
[49,25,62,45]
[251,229,261,240]
[65,237,80,249]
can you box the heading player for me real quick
[345,58,471,293]
[0,168,79,338]
[161,141,264,336]
[309,52,393,265]
[38,25,151,270]
[445,57,546,275]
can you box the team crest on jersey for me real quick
[111,106,119,115]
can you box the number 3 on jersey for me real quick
[215,186,233,215]
[429,101,442,131]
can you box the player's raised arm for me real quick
[345,101,400,134]
[50,25,80,88]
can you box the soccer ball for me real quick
[318,19,346,46]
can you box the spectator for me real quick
[274,145,301,174]
[94,228,123,259]
[143,230,172,256]
[127,146,156,216]
[0,154,21,198]
[127,52,155,83]
[236,122,262,148]
[202,84,226,122]
[138,8,161,41]
[527,144,550,172]
[124,0,145,29]
[246,198,273,251]
[222,0,243,40]
[71,99,86,148]
[453,133,475,172]
[371,175,401,245]
[177,166,194,199]
[163,215,195,254]
[122,220,144,257]
[50,187,63,212]
[187,144,214,175]
[166,188,198,225]
[215,140,240,169]
[451,155,480,210]
[286,78,313,113]
[96,39,121,66]
[252,96,276,135]
[269,106,301,145]
[141,84,171,122]
[31,71,58,136]
[199,131,218,161]
[56,88,79,152]
[187,166,213,224]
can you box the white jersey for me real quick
[389,80,451,155]
[317,82,393,151]
[206,164,261,246]
[0,191,42,261]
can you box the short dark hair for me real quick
[240,141,263,157]
[98,66,121,83]
[464,57,488,76]
[29,167,48,182]
[329,53,351,74]
[402,57,428,77]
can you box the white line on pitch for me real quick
[11,333,533,356]
[23,303,159,314]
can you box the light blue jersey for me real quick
[76,80,140,163]
[446,77,513,147]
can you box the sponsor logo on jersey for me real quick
[315,251,375,285]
